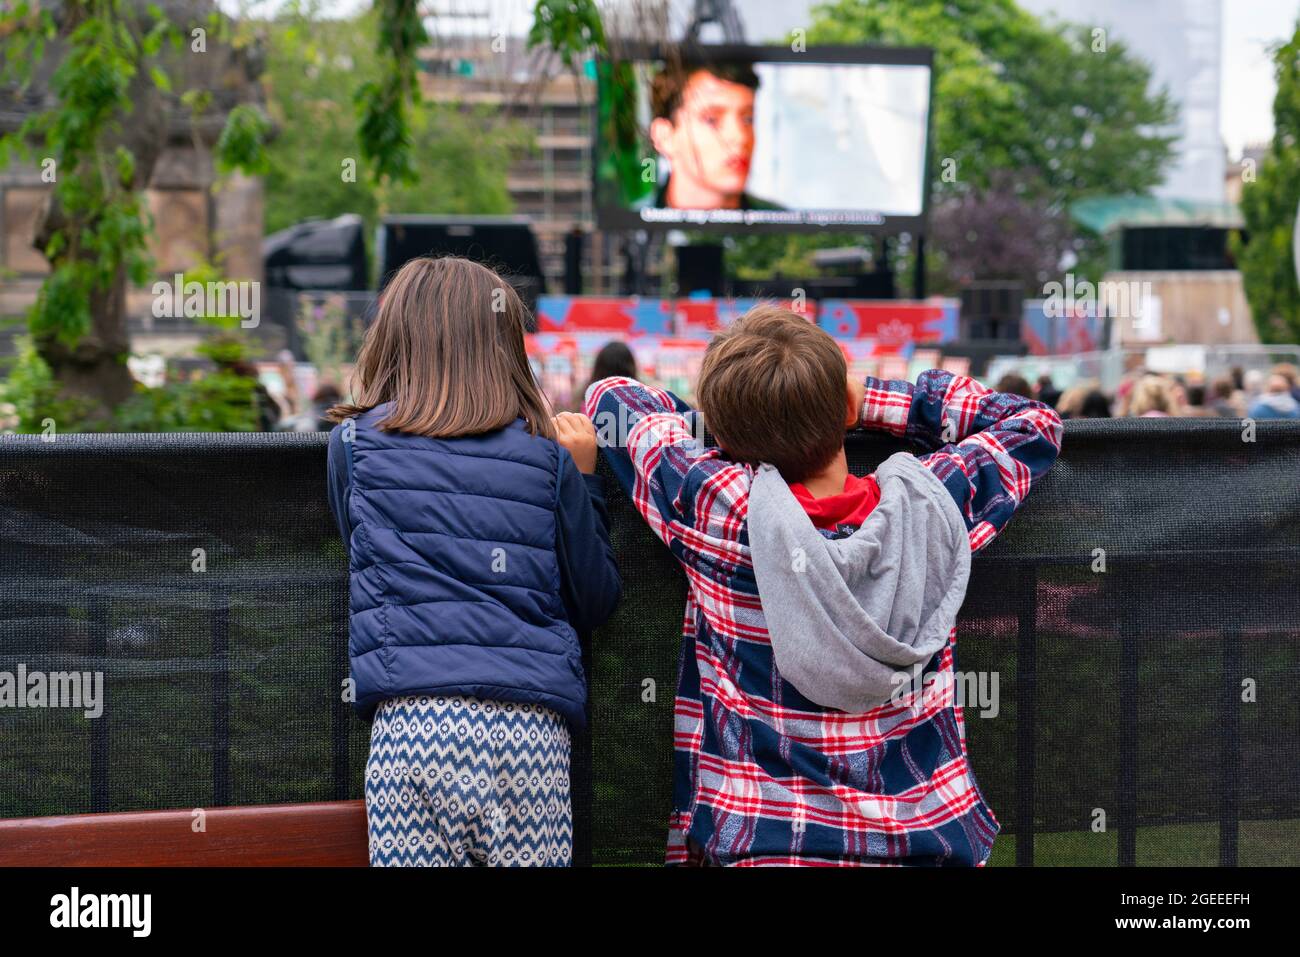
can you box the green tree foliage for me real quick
[730,0,1178,285]
[215,102,274,176]
[113,337,262,431]
[806,0,1175,203]
[529,0,606,70]
[355,0,604,188]
[0,0,271,427]
[2,1,159,352]
[261,3,531,238]
[1232,24,1300,344]
[355,0,426,184]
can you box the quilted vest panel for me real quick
[343,405,587,728]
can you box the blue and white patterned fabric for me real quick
[365,694,573,867]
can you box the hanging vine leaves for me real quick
[356,0,607,187]
[216,103,273,176]
[355,0,427,185]
[528,0,606,70]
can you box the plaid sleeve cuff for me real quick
[860,377,914,436]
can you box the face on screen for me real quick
[649,69,755,209]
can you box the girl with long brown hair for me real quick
[325,256,620,866]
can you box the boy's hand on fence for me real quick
[846,375,865,429]
[554,412,599,474]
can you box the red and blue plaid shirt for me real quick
[586,370,1063,866]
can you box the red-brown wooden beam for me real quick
[0,800,368,867]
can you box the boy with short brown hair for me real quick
[695,303,848,482]
[586,306,1062,866]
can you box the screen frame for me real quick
[592,43,936,236]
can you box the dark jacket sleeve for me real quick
[554,447,622,639]
[326,425,352,557]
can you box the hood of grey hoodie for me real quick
[747,451,972,713]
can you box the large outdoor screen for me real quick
[594,44,933,233]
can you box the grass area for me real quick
[589,821,1300,866]
[988,819,1300,867]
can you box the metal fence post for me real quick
[89,595,109,813]
[1219,628,1241,867]
[1117,581,1140,867]
[1015,563,1037,867]
[331,583,350,801]
[212,591,230,807]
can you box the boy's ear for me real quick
[845,376,863,428]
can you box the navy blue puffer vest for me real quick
[341,403,587,728]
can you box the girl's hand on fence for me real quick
[554,412,598,474]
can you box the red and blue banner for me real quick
[816,299,959,353]
[530,295,963,409]
[1021,299,1106,356]
[534,295,960,349]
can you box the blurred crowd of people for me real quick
[993,364,1300,421]
[265,346,1300,433]
[251,351,339,433]
[267,342,641,431]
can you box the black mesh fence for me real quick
[1,419,1298,866]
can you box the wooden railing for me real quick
[0,801,368,867]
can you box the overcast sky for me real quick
[1222,0,1298,155]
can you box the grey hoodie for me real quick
[747,452,971,713]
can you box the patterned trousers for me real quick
[365,694,573,867]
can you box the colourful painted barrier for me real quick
[1021,299,1106,356]
[529,295,965,409]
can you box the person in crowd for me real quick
[1169,375,1191,413]
[1270,363,1300,403]
[1225,366,1255,418]
[276,349,301,420]
[1127,374,1180,417]
[1056,381,1106,419]
[1242,368,1265,401]
[227,359,281,431]
[278,382,343,432]
[1208,375,1244,417]
[1114,375,1136,416]
[1184,381,1208,415]
[325,256,621,867]
[1035,374,1061,409]
[1079,389,1113,419]
[1247,373,1300,420]
[994,372,1035,400]
[571,340,637,412]
[1055,384,1088,419]
[310,383,342,431]
[585,305,1062,866]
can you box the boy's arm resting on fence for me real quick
[555,449,622,636]
[857,369,1063,551]
[583,376,748,549]
[326,425,352,557]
